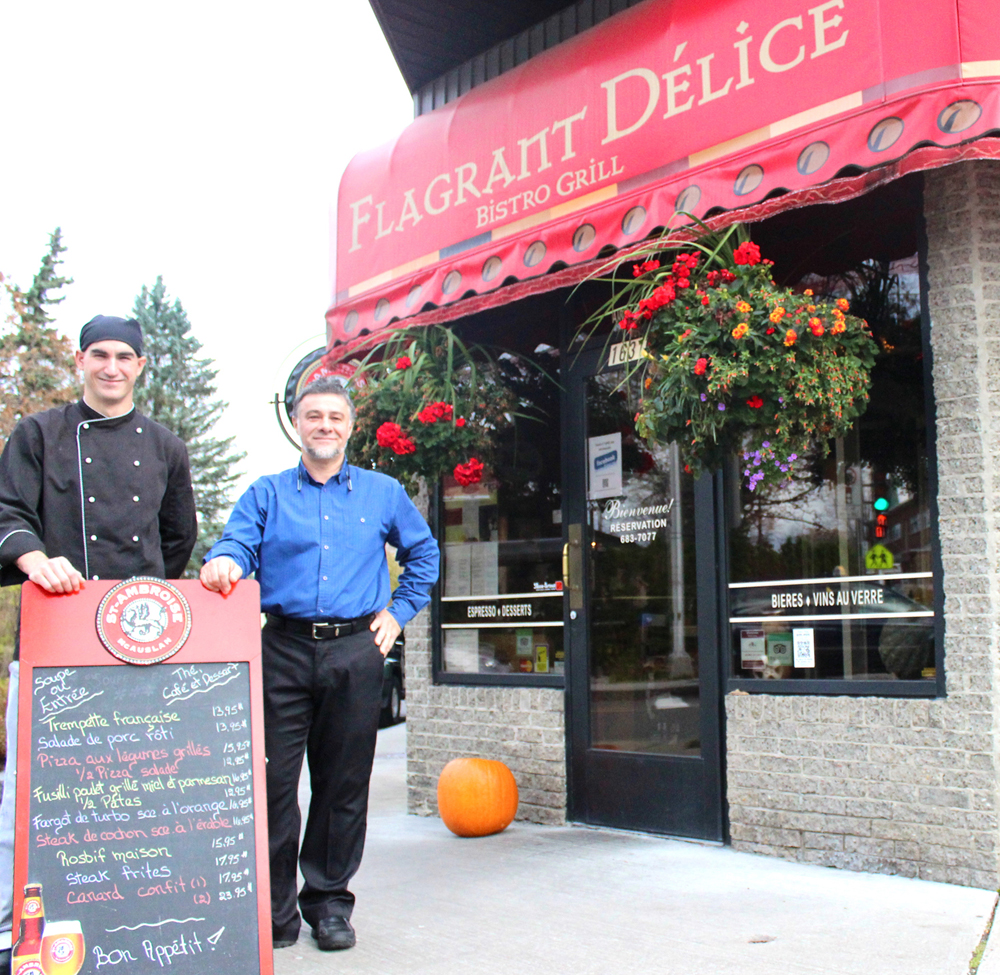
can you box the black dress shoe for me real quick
[272,938,297,949]
[313,916,355,951]
[0,947,10,975]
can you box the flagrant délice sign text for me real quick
[339,0,856,277]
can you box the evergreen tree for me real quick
[0,229,76,448]
[132,277,245,576]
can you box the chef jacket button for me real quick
[324,515,329,520]
[85,457,92,463]
[323,576,328,581]
[83,423,90,429]
[132,535,139,542]
[133,460,140,466]
[136,427,142,433]
[133,496,140,502]
[90,535,97,541]
[324,545,329,550]
[88,497,95,503]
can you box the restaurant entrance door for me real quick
[564,344,724,839]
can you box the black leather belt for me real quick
[266,613,376,640]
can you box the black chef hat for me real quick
[79,316,143,356]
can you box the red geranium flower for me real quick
[619,309,639,330]
[746,395,764,409]
[454,457,484,486]
[456,417,466,427]
[694,357,709,376]
[395,356,412,370]
[376,421,404,448]
[632,259,660,277]
[733,242,762,266]
[391,435,416,455]
[417,401,454,424]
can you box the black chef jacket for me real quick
[0,399,197,587]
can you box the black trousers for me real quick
[261,621,385,940]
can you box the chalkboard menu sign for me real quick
[14,580,271,975]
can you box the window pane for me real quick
[439,353,564,677]
[728,257,936,682]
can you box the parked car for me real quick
[380,633,405,727]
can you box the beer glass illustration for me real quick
[39,921,84,975]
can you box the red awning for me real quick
[328,0,1000,353]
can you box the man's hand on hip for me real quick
[200,556,243,594]
[16,551,84,593]
[370,608,401,657]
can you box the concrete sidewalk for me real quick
[274,722,997,975]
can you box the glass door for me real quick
[564,345,724,838]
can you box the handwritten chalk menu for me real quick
[14,581,272,975]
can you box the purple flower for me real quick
[700,393,707,402]
[718,403,726,411]
[762,441,770,449]
[788,453,798,461]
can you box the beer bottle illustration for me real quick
[12,884,45,975]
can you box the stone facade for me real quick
[725,160,1000,889]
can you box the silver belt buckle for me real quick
[312,621,345,639]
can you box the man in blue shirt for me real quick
[200,376,439,953]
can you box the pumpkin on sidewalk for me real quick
[437,757,519,837]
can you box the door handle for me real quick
[566,523,584,610]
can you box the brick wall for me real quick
[403,486,568,825]
[725,160,1000,888]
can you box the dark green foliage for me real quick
[132,277,245,576]
[0,229,76,448]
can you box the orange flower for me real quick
[644,376,652,389]
[831,320,846,335]
[806,305,817,312]
[769,307,786,324]
[836,298,850,311]
[784,329,798,347]
[803,288,814,296]
[731,322,749,339]
[736,301,752,314]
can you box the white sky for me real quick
[0,0,412,493]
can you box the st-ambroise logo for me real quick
[96,577,192,666]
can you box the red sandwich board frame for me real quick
[12,579,272,975]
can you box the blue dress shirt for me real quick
[205,461,439,626]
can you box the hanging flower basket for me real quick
[345,325,515,494]
[592,224,879,489]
